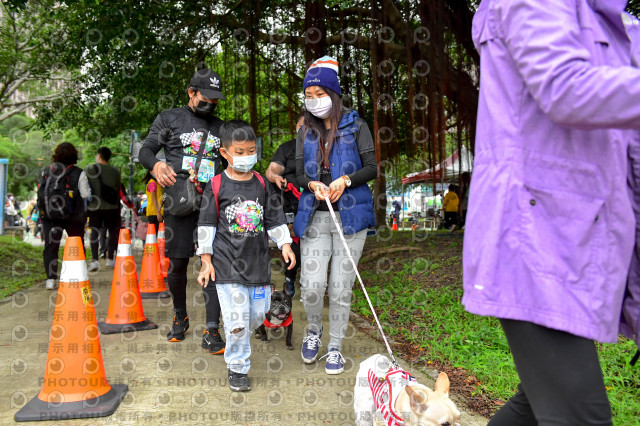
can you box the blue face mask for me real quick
[230,154,257,173]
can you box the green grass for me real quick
[352,247,640,424]
[0,235,94,299]
[0,234,46,299]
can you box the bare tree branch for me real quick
[2,92,64,108]
[0,104,29,122]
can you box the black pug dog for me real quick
[256,284,293,350]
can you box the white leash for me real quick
[323,196,399,367]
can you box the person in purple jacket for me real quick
[464,1,640,424]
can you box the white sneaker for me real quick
[45,279,57,290]
[87,260,101,272]
[106,258,115,267]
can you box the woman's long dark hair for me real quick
[303,88,343,168]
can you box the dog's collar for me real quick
[263,311,293,328]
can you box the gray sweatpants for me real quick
[300,211,367,351]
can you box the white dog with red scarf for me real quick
[354,354,461,426]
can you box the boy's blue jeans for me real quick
[216,283,271,374]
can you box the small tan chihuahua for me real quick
[354,354,461,426]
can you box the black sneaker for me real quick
[202,328,225,354]
[167,312,189,342]
[228,369,250,392]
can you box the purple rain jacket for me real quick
[463,0,640,348]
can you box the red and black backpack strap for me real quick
[211,173,222,222]
[250,170,266,190]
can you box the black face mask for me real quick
[193,99,216,116]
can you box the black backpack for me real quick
[38,164,81,220]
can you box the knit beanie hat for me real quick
[303,56,341,96]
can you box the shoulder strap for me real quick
[211,173,222,220]
[251,171,266,189]
[67,166,81,184]
[193,133,209,173]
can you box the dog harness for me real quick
[262,311,293,329]
[368,367,417,426]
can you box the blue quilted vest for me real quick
[293,109,376,236]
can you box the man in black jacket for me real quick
[138,68,225,354]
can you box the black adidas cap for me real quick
[189,68,225,100]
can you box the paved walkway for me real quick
[0,250,488,425]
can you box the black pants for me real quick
[489,319,612,426]
[168,257,221,328]
[42,219,85,279]
[147,215,159,235]
[164,211,197,313]
[89,209,120,261]
[444,211,458,229]
[163,211,198,258]
[98,225,108,256]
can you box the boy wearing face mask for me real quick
[139,68,226,354]
[196,120,296,391]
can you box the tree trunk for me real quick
[247,2,259,130]
[370,0,387,228]
[304,0,327,64]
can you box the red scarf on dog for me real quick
[262,312,293,329]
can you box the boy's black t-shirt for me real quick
[199,171,286,286]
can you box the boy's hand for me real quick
[282,244,296,270]
[198,256,215,287]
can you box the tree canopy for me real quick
[3,0,639,217]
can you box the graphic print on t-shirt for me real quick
[179,129,221,182]
[225,197,264,237]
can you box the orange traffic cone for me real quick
[14,237,127,422]
[157,223,169,282]
[139,223,170,299]
[392,217,398,231]
[98,229,158,334]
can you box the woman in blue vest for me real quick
[294,56,377,374]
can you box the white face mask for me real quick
[305,96,332,119]
[229,153,257,173]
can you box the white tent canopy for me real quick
[402,146,474,185]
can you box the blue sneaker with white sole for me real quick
[301,328,322,363]
[320,348,345,375]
